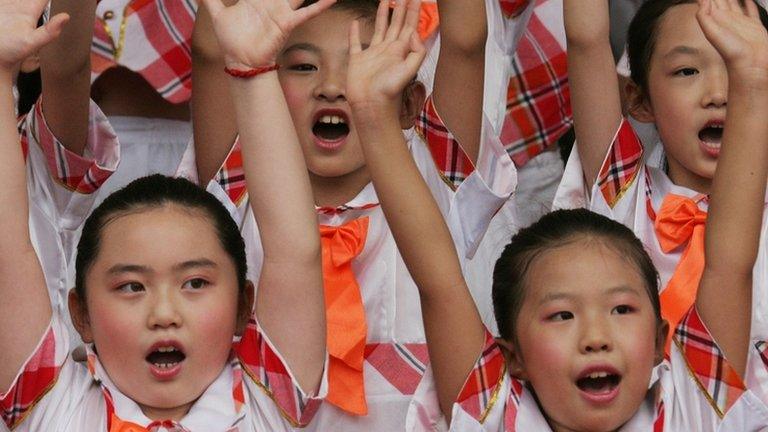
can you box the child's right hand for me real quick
[200,0,335,70]
[0,0,68,72]
[697,0,768,82]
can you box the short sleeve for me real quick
[1,315,69,430]
[22,98,119,230]
[234,317,327,427]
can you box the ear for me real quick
[68,289,93,343]
[236,281,255,336]
[625,80,655,123]
[399,81,427,130]
[496,337,528,381]
[654,319,670,365]
[19,55,40,74]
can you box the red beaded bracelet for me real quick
[224,64,280,78]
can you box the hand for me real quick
[0,0,68,72]
[201,0,336,70]
[347,0,427,111]
[697,0,768,78]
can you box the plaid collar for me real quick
[84,345,246,431]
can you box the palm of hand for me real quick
[0,1,45,68]
[698,1,768,72]
[348,40,416,105]
[209,0,295,67]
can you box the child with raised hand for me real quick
[357,0,768,429]
[0,1,328,430]
[191,0,519,429]
[555,0,768,401]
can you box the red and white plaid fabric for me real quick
[415,95,475,190]
[214,137,248,207]
[456,330,508,423]
[19,99,116,194]
[499,0,532,17]
[757,341,768,370]
[597,118,645,208]
[501,0,571,168]
[234,318,323,427]
[0,325,60,429]
[92,0,197,104]
[673,307,746,417]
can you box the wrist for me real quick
[728,67,768,93]
[350,98,401,123]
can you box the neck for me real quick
[666,159,712,195]
[310,167,372,208]
[139,401,194,423]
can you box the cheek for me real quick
[280,78,311,118]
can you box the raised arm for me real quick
[564,0,623,186]
[430,0,488,163]
[39,0,94,156]
[191,0,239,186]
[0,0,67,390]
[695,0,768,377]
[201,0,334,393]
[347,0,486,420]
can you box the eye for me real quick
[288,63,317,72]
[117,282,144,293]
[673,67,698,77]
[612,305,634,315]
[182,278,210,290]
[548,311,574,321]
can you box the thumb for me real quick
[28,13,69,52]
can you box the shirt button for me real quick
[103,10,115,20]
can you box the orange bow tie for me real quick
[654,194,707,353]
[110,416,179,432]
[320,217,370,416]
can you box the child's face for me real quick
[510,241,663,432]
[640,3,727,192]
[277,9,375,181]
[76,205,242,420]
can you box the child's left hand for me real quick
[347,0,426,114]
[0,0,68,72]
[697,0,768,81]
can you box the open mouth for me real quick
[312,113,350,142]
[146,345,186,370]
[698,122,724,146]
[576,371,621,395]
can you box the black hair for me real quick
[300,0,379,21]
[492,209,661,343]
[627,0,768,95]
[74,175,248,306]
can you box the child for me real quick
[194,0,524,428]
[553,0,768,402]
[0,0,330,429]
[353,0,768,428]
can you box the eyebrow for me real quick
[663,45,701,59]
[107,259,217,275]
[281,43,321,56]
[538,285,641,305]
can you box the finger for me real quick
[385,0,407,42]
[371,0,389,45]
[293,0,337,25]
[29,0,51,19]
[698,0,713,19]
[29,13,69,51]
[711,0,732,11]
[403,32,427,74]
[288,0,304,11]
[745,0,760,19]
[200,0,226,17]
[349,20,362,54]
[400,0,421,41]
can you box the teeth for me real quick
[157,346,177,353]
[154,362,179,369]
[319,115,346,125]
[588,372,609,379]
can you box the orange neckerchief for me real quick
[320,217,370,416]
[418,3,439,41]
[654,194,707,353]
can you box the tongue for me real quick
[313,123,349,141]
[699,127,723,143]
[577,376,616,394]
[147,351,185,364]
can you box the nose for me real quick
[313,66,346,102]
[147,288,182,329]
[579,315,613,354]
[702,70,727,108]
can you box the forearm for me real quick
[228,72,324,391]
[436,0,487,54]
[39,0,96,155]
[565,0,622,186]
[353,104,485,418]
